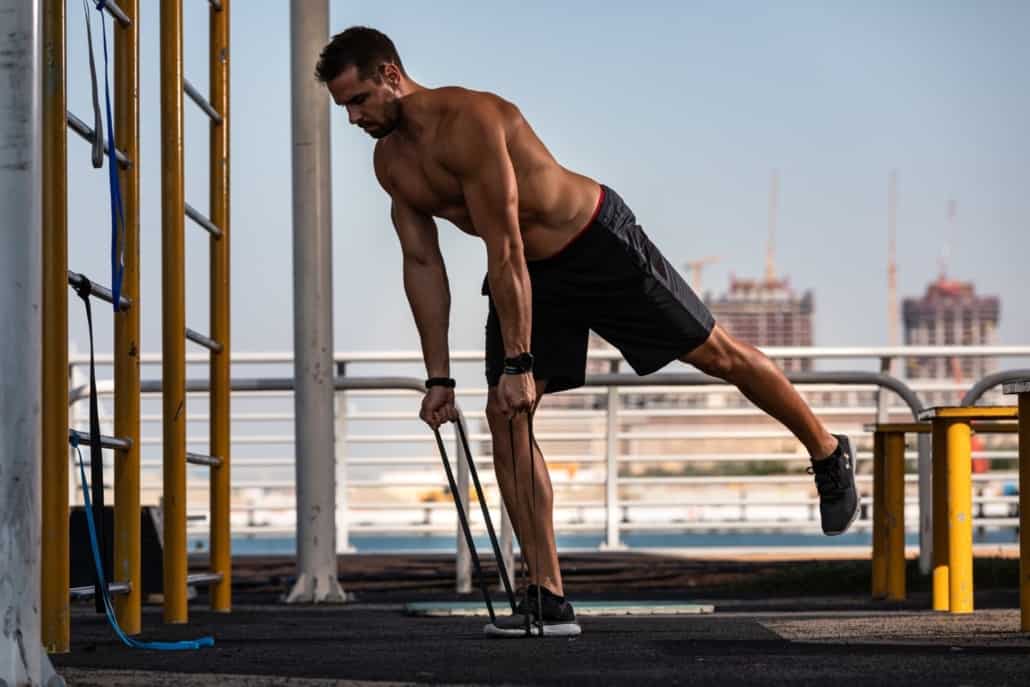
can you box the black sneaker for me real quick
[809,434,860,535]
[484,585,581,638]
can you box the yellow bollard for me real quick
[885,432,907,601]
[871,431,887,599]
[931,420,949,611]
[946,420,974,614]
[1018,393,1029,632]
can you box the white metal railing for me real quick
[67,346,1029,561]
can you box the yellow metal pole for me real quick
[1018,393,1029,632]
[42,0,70,654]
[871,431,886,599]
[209,0,232,613]
[931,419,949,611]
[885,432,906,601]
[161,0,188,624]
[113,0,142,635]
[946,420,974,614]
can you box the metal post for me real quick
[113,0,142,635]
[1,3,51,684]
[602,362,623,550]
[946,420,973,613]
[931,420,949,611]
[455,420,471,594]
[333,362,354,553]
[885,432,906,601]
[917,433,932,575]
[208,0,232,613]
[160,0,189,624]
[871,431,886,598]
[1018,392,1029,632]
[286,0,345,603]
[41,0,71,654]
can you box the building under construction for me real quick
[706,276,815,372]
[903,275,1000,380]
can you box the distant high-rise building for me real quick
[903,275,1000,380]
[707,276,815,372]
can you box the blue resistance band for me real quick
[71,439,215,651]
[92,0,126,312]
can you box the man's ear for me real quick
[381,63,402,89]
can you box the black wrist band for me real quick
[425,377,456,389]
[503,352,534,375]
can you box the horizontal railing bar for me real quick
[101,0,131,26]
[138,413,295,423]
[66,345,1030,367]
[66,111,131,168]
[186,452,223,467]
[183,78,224,124]
[186,572,223,586]
[185,202,223,237]
[68,429,132,451]
[70,581,131,599]
[67,272,132,310]
[186,328,223,353]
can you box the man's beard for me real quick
[367,119,397,139]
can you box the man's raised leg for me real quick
[681,324,859,535]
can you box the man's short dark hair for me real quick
[315,26,405,84]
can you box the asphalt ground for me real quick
[51,553,1030,686]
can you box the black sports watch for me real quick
[502,352,534,375]
[425,377,456,389]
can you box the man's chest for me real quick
[384,145,468,222]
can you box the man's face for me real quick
[327,64,401,139]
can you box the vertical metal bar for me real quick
[875,357,891,423]
[285,0,345,603]
[113,0,142,635]
[917,432,932,575]
[871,431,886,599]
[603,360,621,550]
[160,0,188,624]
[1018,393,1029,632]
[41,0,70,654]
[456,422,471,594]
[1,1,44,682]
[931,420,949,611]
[946,420,973,614]
[333,362,353,553]
[885,432,907,601]
[208,0,232,613]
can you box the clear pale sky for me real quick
[64,1,1029,369]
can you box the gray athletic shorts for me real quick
[484,185,715,393]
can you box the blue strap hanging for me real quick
[88,0,126,311]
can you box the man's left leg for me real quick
[681,324,859,535]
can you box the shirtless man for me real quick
[317,27,859,637]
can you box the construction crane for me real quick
[683,256,721,296]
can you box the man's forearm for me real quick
[403,259,451,377]
[487,252,532,357]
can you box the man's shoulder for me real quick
[421,86,519,125]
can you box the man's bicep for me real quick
[391,198,442,265]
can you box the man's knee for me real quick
[683,325,754,382]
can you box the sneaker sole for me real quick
[483,621,582,638]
